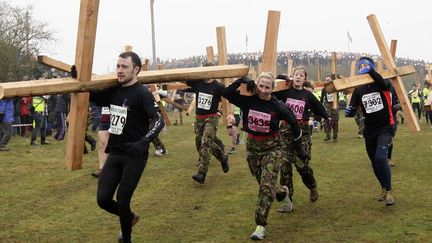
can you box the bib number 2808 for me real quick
[109,104,127,135]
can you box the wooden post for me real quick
[216,26,231,125]
[350,60,357,77]
[287,58,293,77]
[261,10,280,76]
[206,46,215,64]
[427,64,432,85]
[367,14,420,132]
[66,0,100,170]
[390,40,397,60]
[124,45,133,52]
[331,52,339,109]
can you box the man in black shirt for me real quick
[90,52,165,243]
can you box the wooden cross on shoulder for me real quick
[0,0,248,170]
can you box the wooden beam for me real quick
[166,82,189,90]
[37,55,72,73]
[261,10,280,76]
[367,14,419,132]
[325,65,416,93]
[0,64,249,99]
[65,0,100,170]
[217,26,231,125]
[161,97,187,111]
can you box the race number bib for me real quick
[108,104,127,135]
[101,106,110,115]
[285,98,306,120]
[247,109,271,133]
[362,92,384,114]
[197,92,213,110]
[326,93,334,101]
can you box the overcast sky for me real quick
[10,0,432,74]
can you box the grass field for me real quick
[1,112,431,242]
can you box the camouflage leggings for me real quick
[246,135,283,226]
[324,106,339,138]
[279,124,316,200]
[194,116,225,174]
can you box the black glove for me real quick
[246,79,256,92]
[293,139,310,161]
[0,113,4,121]
[127,139,150,158]
[71,65,77,78]
[235,76,255,92]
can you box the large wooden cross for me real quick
[324,14,419,132]
[0,0,248,170]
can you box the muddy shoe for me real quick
[310,187,319,202]
[91,169,101,178]
[220,155,229,173]
[192,172,206,184]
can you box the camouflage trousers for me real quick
[246,135,283,226]
[279,124,316,200]
[195,116,225,174]
[324,106,339,139]
[152,136,166,152]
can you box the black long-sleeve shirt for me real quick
[185,80,225,115]
[90,82,164,154]
[349,70,394,135]
[273,88,328,122]
[222,81,301,138]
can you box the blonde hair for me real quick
[257,72,275,88]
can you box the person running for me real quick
[91,106,110,178]
[345,56,395,206]
[321,76,339,142]
[222,72,308,240]
[273,68,330,212]
[183,62,229,184]
[89,51,165,243]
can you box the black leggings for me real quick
[97,153,147,243]
[364,131,393,191]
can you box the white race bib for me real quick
[326,93,334,101]
[108,104,127,135]
[197,92,213,110]
[362,92,384,114]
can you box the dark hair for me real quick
[119,51,142,72]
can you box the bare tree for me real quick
[0,1,55,82]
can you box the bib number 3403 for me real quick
[109,104,127,135]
